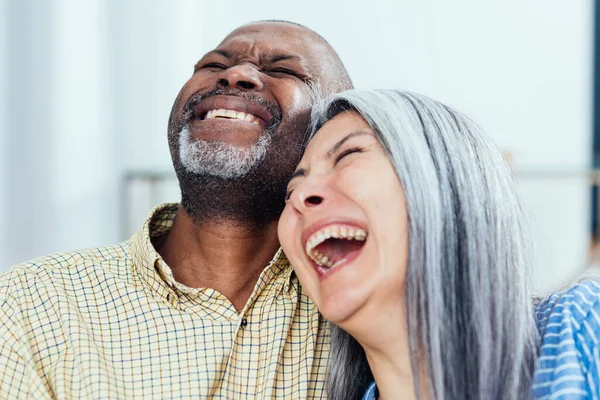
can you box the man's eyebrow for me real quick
[264,54,310,74]
[203,49,231,59]
[326,130,373,159]
[268,54,301,63]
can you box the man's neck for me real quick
[156,205,281,312]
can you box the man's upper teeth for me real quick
[205,109,261,124]
[305,225,368,263]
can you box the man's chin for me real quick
[179,153,257,180]
[178,127,271,180]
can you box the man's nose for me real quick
[217,64,264,91]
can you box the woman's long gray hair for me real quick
[309,89,539,400]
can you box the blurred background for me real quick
[0,0,594,294]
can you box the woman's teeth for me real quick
[305,225,368,267]
[310,249,349,269]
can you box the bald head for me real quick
[223,20,353,94]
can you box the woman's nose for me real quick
[301,194,324,207]
[290,181,328,212]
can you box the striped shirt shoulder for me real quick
[533,279,600,399]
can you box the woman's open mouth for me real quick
[303,224,368,276]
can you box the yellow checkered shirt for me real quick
[0,204,329,399]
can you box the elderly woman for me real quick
[278,89,600,399]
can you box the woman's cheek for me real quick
[278,207,296,256]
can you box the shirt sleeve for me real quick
[0,271,52,400]
[573,282,600,397]
[533,279,600,399]
[588,346,600,397]
[0,336,51,400]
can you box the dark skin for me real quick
[158,22,350,311]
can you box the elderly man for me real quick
[0,21,352,399]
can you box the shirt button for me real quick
[240,318,248,329]
[166,293,177,306]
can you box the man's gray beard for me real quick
[178,125,272,179]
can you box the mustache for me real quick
[182,88,283,132]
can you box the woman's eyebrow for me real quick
[289,168,306,182]
[326,130,373,159]
[287,130,372,185]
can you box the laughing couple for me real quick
[1,20,598,400]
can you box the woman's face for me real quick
[278,111,409,326]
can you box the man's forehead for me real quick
[217,23,328,58]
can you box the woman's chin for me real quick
[319,295,367,329]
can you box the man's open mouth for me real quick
[304,224,368,272]
[204,109,263,125]
[192,94,274,128]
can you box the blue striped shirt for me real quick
[362,280,600,400]
[532,279,600,399]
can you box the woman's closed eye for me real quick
[334,147,363,164]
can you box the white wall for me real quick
[1,0,594,293]
[5,1,58,266]
[0,0,7,266]
[3,0,118,265]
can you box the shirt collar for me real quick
[130,203,180,301]
[130,203,295,300]
[362,382,378,400]
[263,247,296,295]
